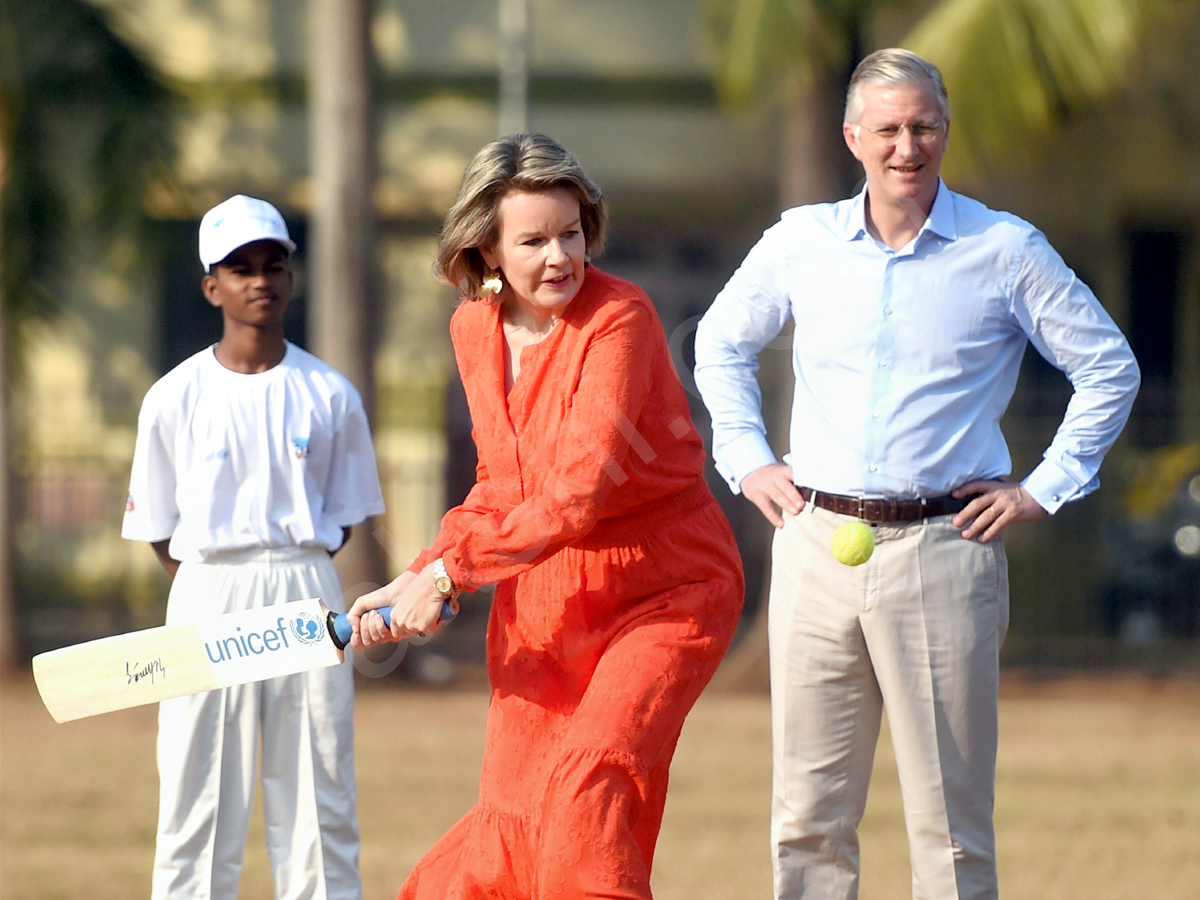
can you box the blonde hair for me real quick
[435,133,609,301]
[844,49,950,125]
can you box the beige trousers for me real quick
[769,504,1009,900]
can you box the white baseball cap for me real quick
[198,194,297,270]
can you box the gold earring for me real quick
[480,271,503,298]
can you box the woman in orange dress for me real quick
[348,133,744,900]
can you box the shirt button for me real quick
[1052,494,1060,502]
[885,308,893,315]
[869,465,878,472]
[872,411,880,418]
[878,360,887,368]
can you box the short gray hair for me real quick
[434,133,609,301]
[844,49,950,125]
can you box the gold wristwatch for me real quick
[432,557,460,600]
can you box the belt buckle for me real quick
[857,496,866,520]
[920,496,929,522]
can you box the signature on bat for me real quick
[127,657,166,685]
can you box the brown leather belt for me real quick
[799,487,968,523]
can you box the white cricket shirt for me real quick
[122,342,386,562]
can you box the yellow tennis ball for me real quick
[831,521,875,566]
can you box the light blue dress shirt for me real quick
[693,181,1140,515]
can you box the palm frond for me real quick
[904,0,1157,177]
[707,0,877,104]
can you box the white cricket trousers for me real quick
[152,547,362,900]
[769,505,1009,900]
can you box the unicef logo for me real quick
[289,612,326,645]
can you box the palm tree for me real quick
[0,0,171,669]
[709,0,872,207]
[905,0,1158,180]
[705,0,1167,689]
[308,0,386,596]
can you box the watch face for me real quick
[434,575,452,594]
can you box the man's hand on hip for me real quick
[741,463,804,528]
[951,480,1047,542]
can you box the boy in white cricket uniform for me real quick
[122,195,384,900]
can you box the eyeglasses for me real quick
[859,121,945,144]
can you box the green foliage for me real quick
[904,0,1160,177]
[706,0,881,104]
[707,0,1172,176]
[0,0,172,333]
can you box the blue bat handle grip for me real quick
[328,601,455,650]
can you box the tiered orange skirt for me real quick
[398,498,743,899]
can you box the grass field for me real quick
[2,672,1199,899]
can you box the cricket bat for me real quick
[32,599,454,723]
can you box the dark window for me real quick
[155,218,308,374]
[1126,228,1184,447]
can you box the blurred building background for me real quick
[2,0,1199,678]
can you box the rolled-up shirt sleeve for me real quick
[1011,230,1141,513]
[694,223,794,495]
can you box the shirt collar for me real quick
[842,178,958,244]
[924,179,958,241]
[844,186,870,241]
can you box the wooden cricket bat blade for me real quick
[32,598,343,723]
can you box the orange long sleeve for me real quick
[419,270,708,591]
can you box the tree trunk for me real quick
[713,65,860,692]
[0,98,16,670]
[308,0,385,599]
[497,0,530,136]
[0,257,15,672]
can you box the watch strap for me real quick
[433,557,460,599]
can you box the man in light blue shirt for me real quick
[694,49,1139,900]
